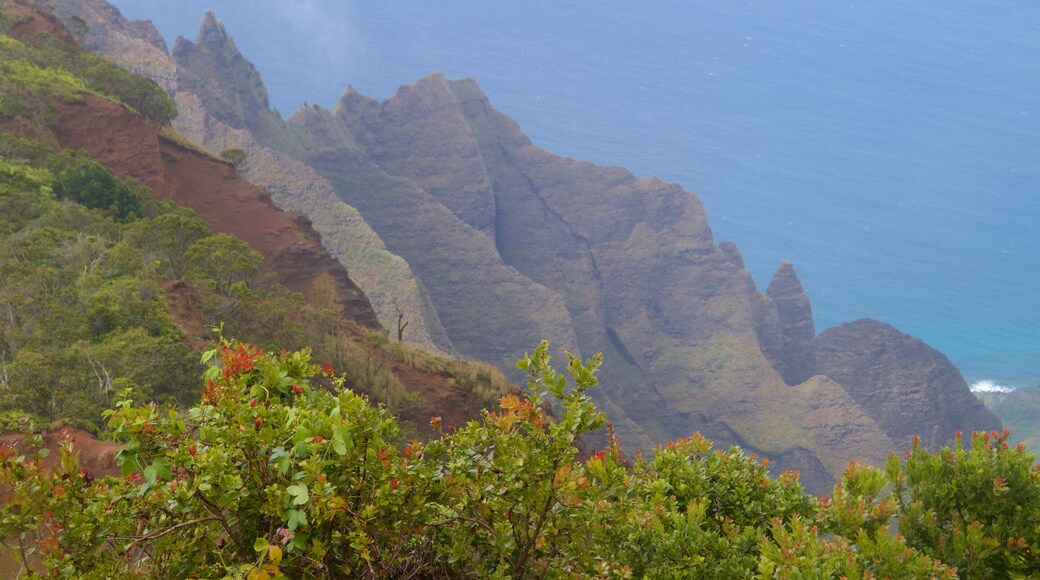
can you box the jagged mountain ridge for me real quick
[0,0,517,441]
[50,1,1001,493]
[42,0,452,352]
[302,73,902,488]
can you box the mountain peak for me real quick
[809,319,1001,449]
[760,260,815,385]
[766,260,815,340]
[194,11,234,49]
[174,11,235,63]
[199,10,221,34]
[172,12,289,145]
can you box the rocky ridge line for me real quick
[48,0,1004,493]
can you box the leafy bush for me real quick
[0,338,982,578]
[183,234,264,295]
[123,210,212,278]
[890,430,1040,578]
[79,59,177,126]
[56,157,142,221]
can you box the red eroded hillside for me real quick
[47,95,378,328]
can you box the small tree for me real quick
[56,157,141,221]
[219,148,247,170]
[183,234,263,295]
[390,295,409,341]
[125,211,212,279]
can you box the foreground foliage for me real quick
[8,338,1033,577]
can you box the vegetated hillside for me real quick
[42,0,455,352]
[0,0,512,437]
[977,385,1040,448]
[51,0,1001,493]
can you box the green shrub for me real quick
[219,148,247,169]
[890,430,1040,578]
[0,29,176,126]
[56,157,141,221]
[0,338,979,578]
[183,234,263,295]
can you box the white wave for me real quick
[969,379,1015,393]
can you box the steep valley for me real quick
[20,0,1005,493]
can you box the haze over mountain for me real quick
[31,0,1010,493]
[3,5,1040,574]
[109,0,1040,391]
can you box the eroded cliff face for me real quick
[807,319,1001,449]
[169,91,457,353]
[50,1,1004,493]
[285,74,901,488]
[44,91,379,329]
[287,102,583,380]
[171,11,290,148]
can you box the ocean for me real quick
[112,0,1040,389]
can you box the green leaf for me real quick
[332,425,353,456]
[286,509,308,531]
[147,458,171,482]
[253,537,269,553]
[115,446,139,475]
[203,365,220,383]
[332,438,347,456]
[201,347,217,364]
[289,532,308,552]
[287,483,309,506]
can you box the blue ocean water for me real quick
[113,0,1040,389]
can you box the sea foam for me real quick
[969,379,1015,393]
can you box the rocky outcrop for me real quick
[294,73,899,485]
[807,319,1002,449]
[289,103,582,376]
[172,11,290,148]
[339,75,498,236]
[758,261,815,385]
